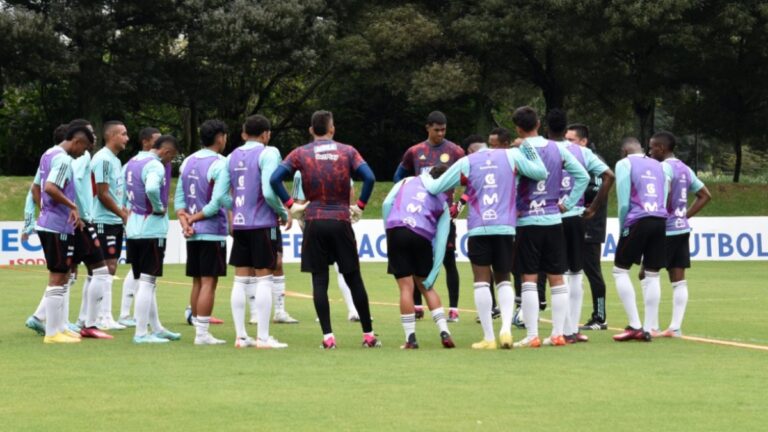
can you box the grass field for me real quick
[1,176,767,221]
[1,262,766,431]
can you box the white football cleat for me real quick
[234,337,258,348]
[273,311,299,324]
[194,333,226,345]
[256,336,288,349]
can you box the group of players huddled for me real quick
[22,106,710,349]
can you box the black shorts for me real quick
[126,238,166,278]
[274,226,283,254]
[514,224,567,275]
[39,231,74,273]
[665,233,691,269]
[229,228,278,269]
[614,217,666,270]
[186,240,227,277]
[386,227,434,279]
[562,215,585,272]
[96,223,124,260]
[301,219,359,274]
[467,234,515,274]
[72,223,104,266]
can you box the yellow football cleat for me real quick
[471,339,497,350]
[64,330,82,339]
[43,332,82,344]
[499,331,513,349]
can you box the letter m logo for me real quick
[482,193,499,205]
[406,203,423,213]
[643,202,659,212]
[235,195,245,208]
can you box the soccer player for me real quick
[383,165,455,349]
[175,120,231,345]
[647,131,711,337]
[33,124,93,343]
[291,170,360,322]
[547,111,615,344]
[510,106,589,348]
[119,127,161,324]
[270,110,379,349]
[224,114,289,349]
[124,135,181,344]
[566,124,611,331]
[394,111,464,322]
[611,137,668,342]
[424,139,549,349]
[88,121,130,331]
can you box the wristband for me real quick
[356,200,366,210]
[284,198,294,209]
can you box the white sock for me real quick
[77,276,92,325]
[568,272,584,335]
[474,282,494,341]
[401,313,416,339]
[551,284,569,336]
[272,275,286,316]
[59,273,76,332]
[323,332,335,341]
[430,307,449,334]
[670,280,688,330]
[612,267,642,329]
[120,271,137,319]
[87,268,110,327]
[196,316,210,338]
[496,281,514,334]
[149,284,164,333]
[44,286,65,336]
[254,275,273,341]
[335,263,357,316]
[643,271,661,331]
[231,276,249,339]
[100,274,114,321]
[134,274,155,337]
[521,281,539,338]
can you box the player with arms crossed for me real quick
[383,165,455,349]
[124,135,181,344]
[270,110,379,349]
[175,120,232,345]
[646,131,711,337]
[425,138,548,348]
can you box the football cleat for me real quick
[80,327,113,339]
[209,316,224,325]
[414,306,424,320]
[64,329,82,339]
[613,326,652,342]
[117,316,137,327]
[321,336,337,350]
[256,336,288,349]
[44,332,81,344]
[184,306,193,325]
[99,318,126,331]
[572,332,589,343]
[362,334,381,348]
[249,316,259,325]
[491,307,501,320]
[347,314,360,322]
[649,329,663,338]
[25,316,46,336]
[512,306,526,329]
[400,333,419,349]
[580,316,608,330]
[440,331,455,348]
[273,311,299,324]
[235,337,258,348]
[153,329,181,341]
[67,322,82,333]
[513,336,541,348]
[133,334,170,344]
[447,309,459,323]
[543,335,567,346]
[660,328,682,338]
[194,333,226,345]
[499,331,513,349]
[471,339,497,350]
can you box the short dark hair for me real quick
[53,124,69,144]
[651,130,677,151]
[566,123,589,140]
[102,120,125,141]
[462,134,485,149]
[426,111,447,126]
[68,118,91,129]
[200,119,228,147]
[429,165,448,179]
[311,110,333,136]
[139,127,160,143]
[153,134,179,151]
[545,109,567,135]
[243,115,271,137]
[65,125,95,144]
[512,106,539,132]
[489,127,512,146]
